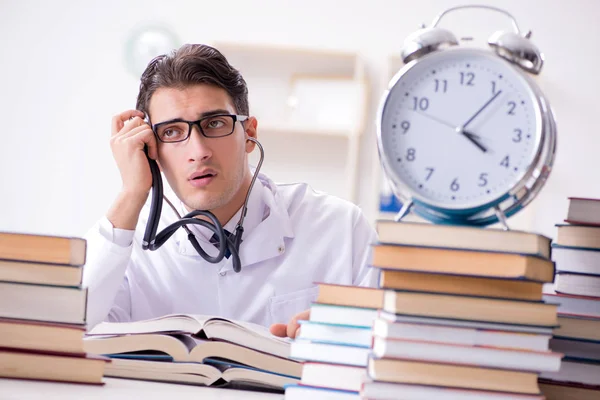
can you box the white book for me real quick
[372,336,562,372]
[285,385,359,400]
[290,340,369,367]
[373,318,550,352]
[540,359,600,386]
[301,363,366,392]
[552,244,600,275]
[309,303,378,328]
[361,381,544,400]
[297,321,371,347]
[378,311,554,335]
[555,272,600,297]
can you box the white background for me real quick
[0,0,598,239]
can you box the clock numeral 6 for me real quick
[450,178,460,192]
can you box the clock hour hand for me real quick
[460,129,487,153]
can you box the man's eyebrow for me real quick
[198,109,233,118]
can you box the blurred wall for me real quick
[0,0,598,239]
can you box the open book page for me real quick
[87,314,292,359]
[104,357,298,389]
[105,357,223,386]
[189,338,302,377]
[84,332,301,378]
[87,314,210,336]
[198,317,291,359]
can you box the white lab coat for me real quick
[82,173,378,330]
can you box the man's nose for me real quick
[186,124,212,162]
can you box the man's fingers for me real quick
[286,309,310,339]
[111,125,158,160]
[269,323,288,338]
[111,110,145,136]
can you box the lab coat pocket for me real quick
[269,286,320,325]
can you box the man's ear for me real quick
[244,116,258,153]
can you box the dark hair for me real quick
[136,44,249,119]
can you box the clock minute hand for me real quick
[461,90,503,129]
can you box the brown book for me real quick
[0,348,108,385]
[380,270,543,301]
[376,220,551,259]
[368,357,540,394]
[539,379,600,400]
[556,224,600,249]
[0,281,87,325]
[0,318,85,354]
[0,232,86,266]
[0,259,82,287]
[316,283,383,309]
[373,244,555,283]
[553,315,600,341]
[383,290,558,327]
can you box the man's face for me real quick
[148,84,254,213]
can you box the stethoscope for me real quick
[141,137,265,273]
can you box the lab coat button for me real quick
[219,271,226,276]
[278,244,285,253]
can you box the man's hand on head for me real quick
[269,309,310,339]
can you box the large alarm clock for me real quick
[377,5,556,228]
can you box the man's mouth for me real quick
[188,170,217,188]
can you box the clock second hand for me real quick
[414,110,488,153]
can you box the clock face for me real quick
[379,48,543,211]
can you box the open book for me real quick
[84,314,302,389]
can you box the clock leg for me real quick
[394,200,414,222]
[493,205,510,231]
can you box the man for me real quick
[83,43,377,338]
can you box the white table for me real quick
[1,377,284,399]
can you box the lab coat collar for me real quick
[173,172,294,273]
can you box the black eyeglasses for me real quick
[151,114,248,143]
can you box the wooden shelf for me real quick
[213,41,369,202]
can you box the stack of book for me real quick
[83,314,303,391]
[285,283,383,399]
[0,231,108,384]
[361,221,563,399]
[539,197,600,399]
[286,220,563,399]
